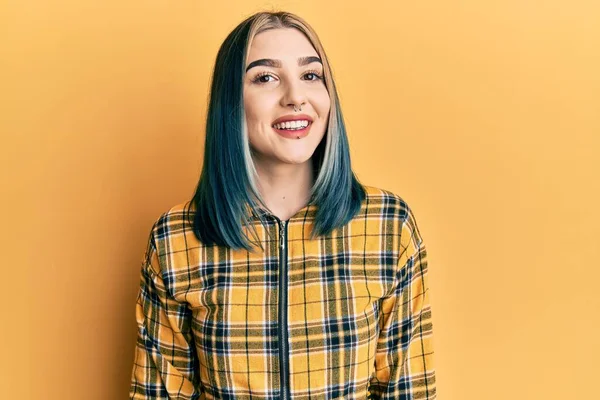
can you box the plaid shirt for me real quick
[130,186,436,399]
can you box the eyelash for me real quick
[251,69,324,84]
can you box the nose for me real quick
[280,78,307,109]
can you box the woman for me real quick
[130,11,436,400]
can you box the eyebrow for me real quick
[245,56,322,73]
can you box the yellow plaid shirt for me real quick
[130,186,436,399]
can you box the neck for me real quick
[253,158,314,221]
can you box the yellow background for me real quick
[1,1,598,398]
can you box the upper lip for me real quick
[272,114,313,125]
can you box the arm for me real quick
[130,228,201,399]
[368,207,436,399]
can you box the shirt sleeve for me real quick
[367,207,437,399]
[130,228,201,399]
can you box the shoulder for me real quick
[361,184,413,222]
[141,201,198,295]
[361,184,424,244]
[146,200,196,256]
[148,201,193,236]
[362,185,426,270]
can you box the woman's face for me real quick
[243,28,330,167]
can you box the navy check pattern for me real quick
[130,186,436,399]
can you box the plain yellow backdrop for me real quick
[1,1,598,399]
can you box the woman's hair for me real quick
[186,10,366,251]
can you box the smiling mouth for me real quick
[272,121,312,139]
[271,120,312,131]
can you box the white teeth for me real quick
[273,120,310,130]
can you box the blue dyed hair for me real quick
[186,11,366,252]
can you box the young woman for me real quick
[130,11,436,400]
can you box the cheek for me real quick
[243,90,263,122]
[243,96,260,123]
[244,91,277,122]
[314,90,331,119]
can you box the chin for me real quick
[277,152,314,165]
[280,157,312,165]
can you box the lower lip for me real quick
[272,122,312,139]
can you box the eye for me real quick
[304,70,324,81]
[252,72,277,84]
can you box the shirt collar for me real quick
[246,201,317,223]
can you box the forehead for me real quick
[246,28,318,62]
